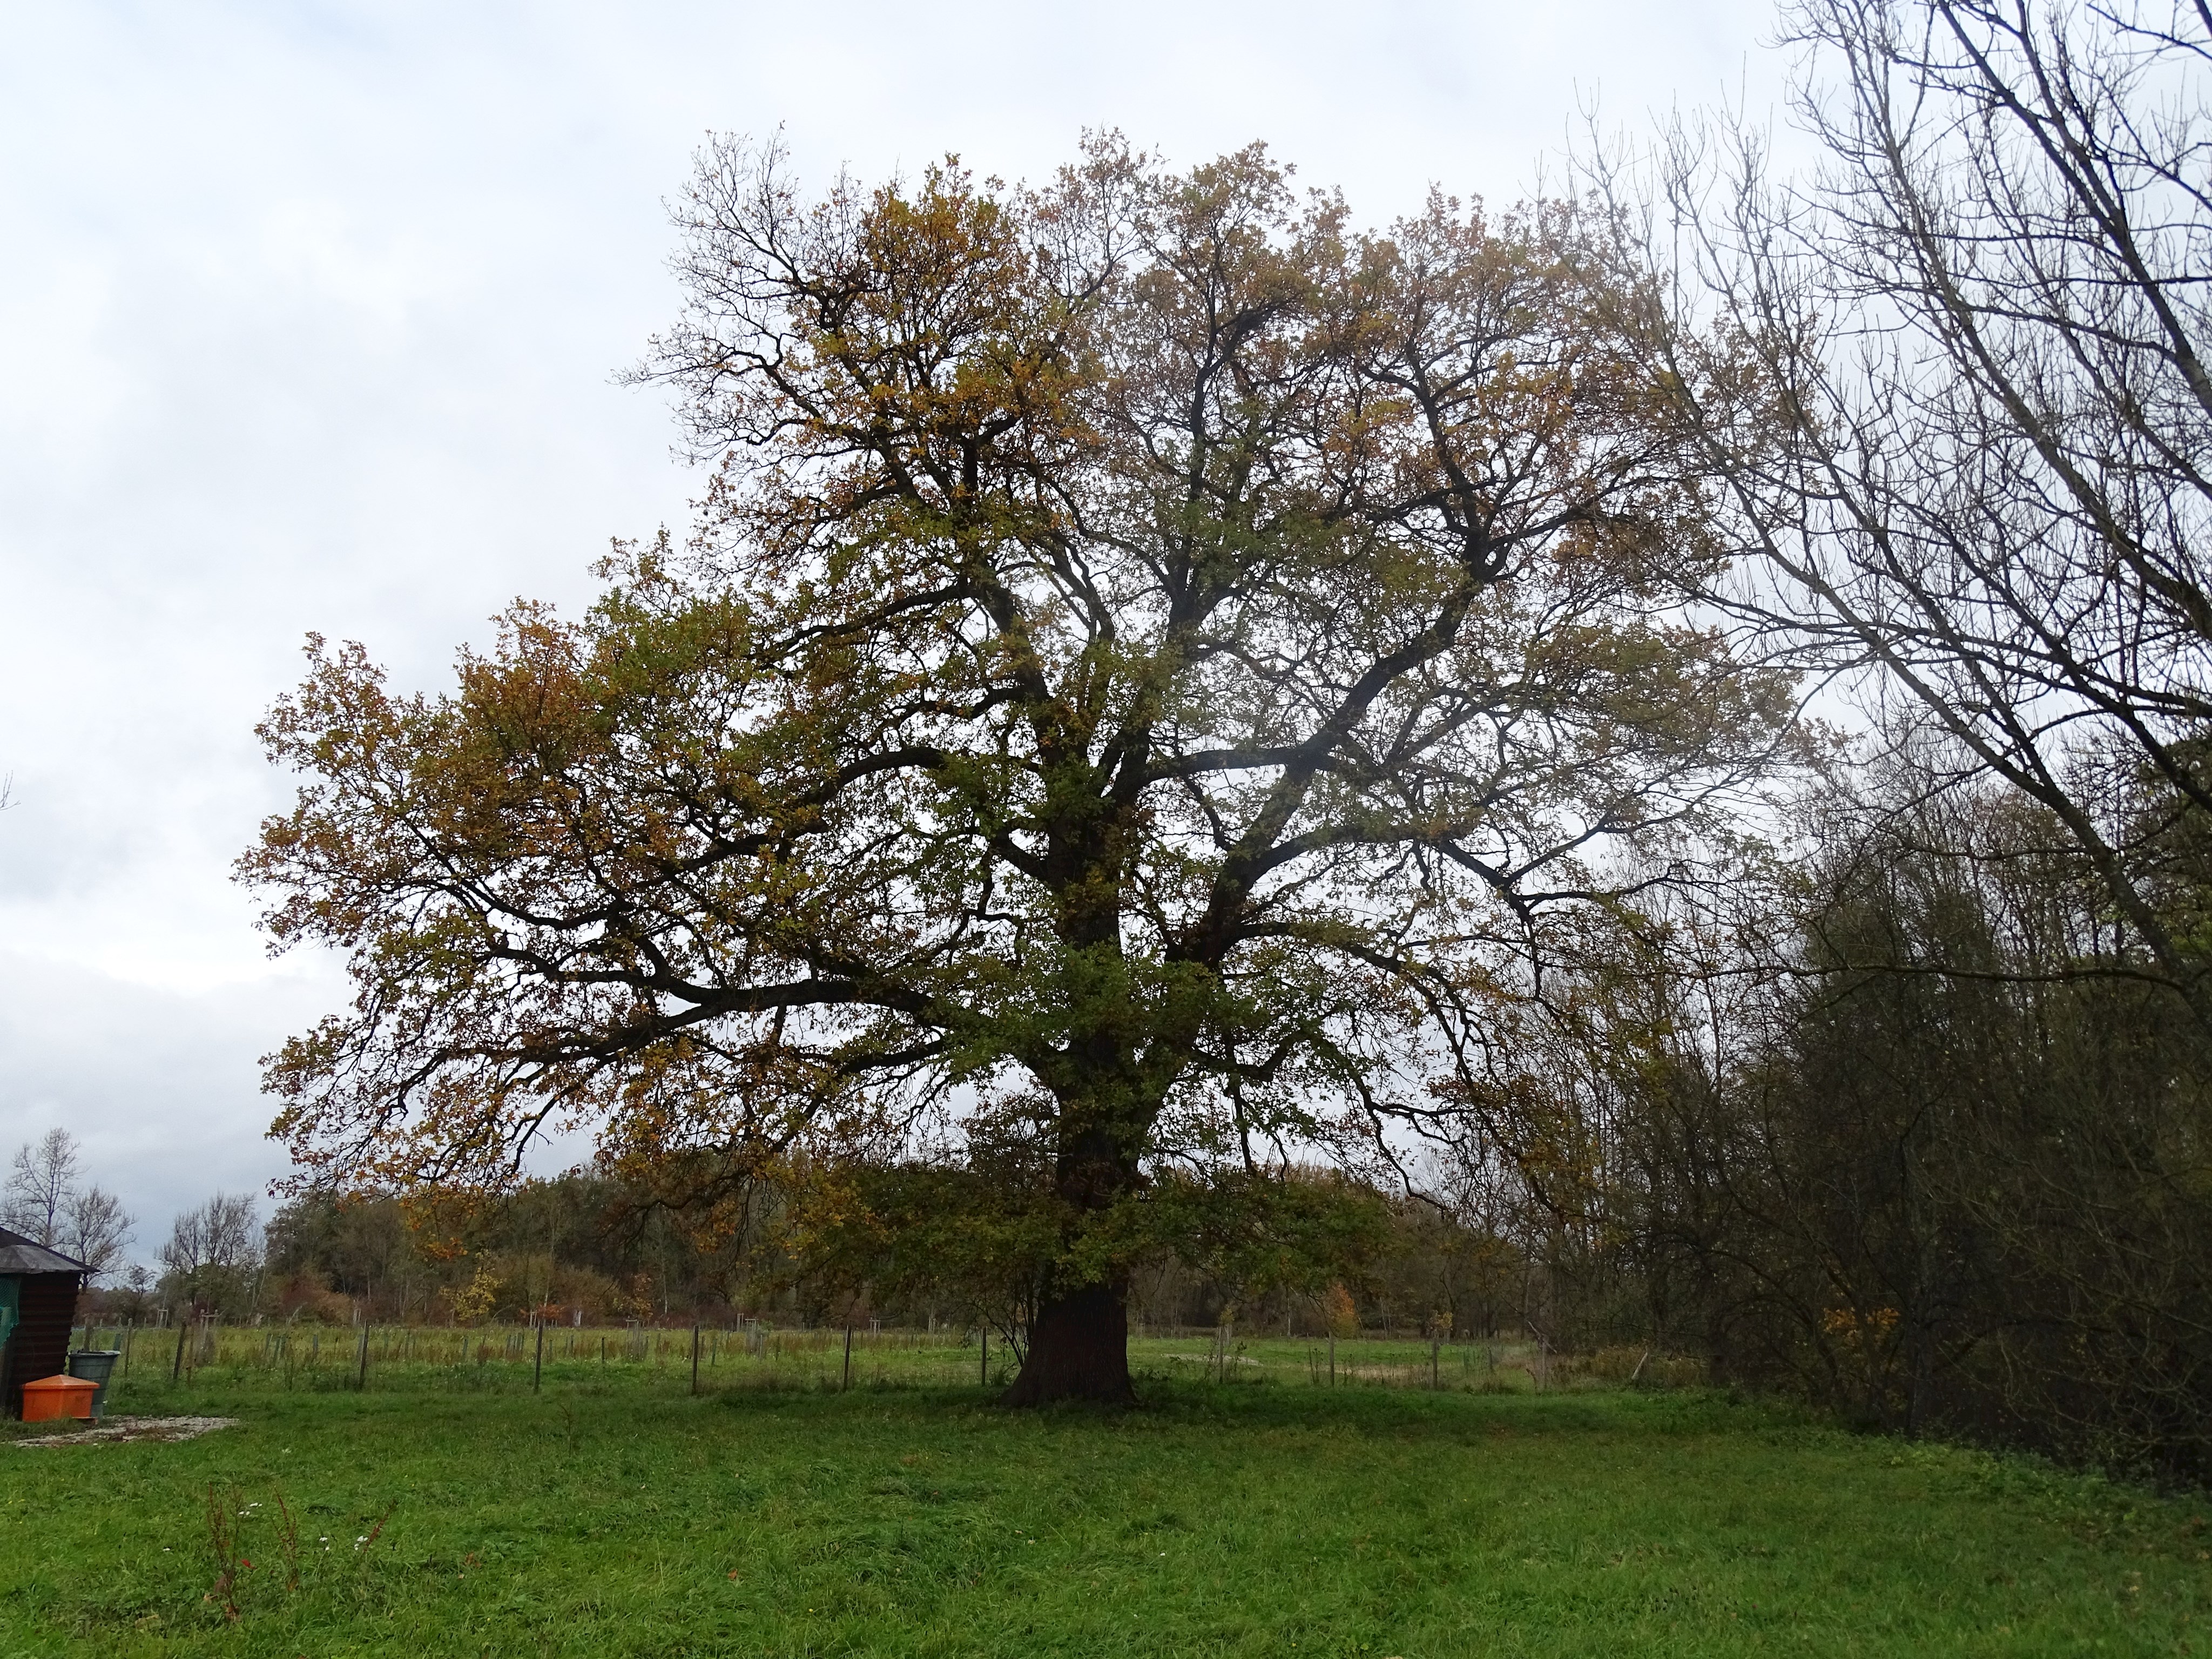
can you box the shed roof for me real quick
[0,1225,87,1275]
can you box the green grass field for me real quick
[5,1331,2211,1656]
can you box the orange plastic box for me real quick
[20,1374,98,1423]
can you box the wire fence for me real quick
[66,1318,1690,1398]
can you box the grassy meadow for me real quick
[4,1327,2210,1656]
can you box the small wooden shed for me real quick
[0,1225,87,1419]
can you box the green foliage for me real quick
[799,1160,1394,1341]
[1136,1169,1392,1307]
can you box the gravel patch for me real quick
[13,1415,239,1447]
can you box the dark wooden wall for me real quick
[3,1272,84,1418]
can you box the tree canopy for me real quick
[243,137,1792,1401]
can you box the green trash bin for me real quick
[67,1350,120,1420]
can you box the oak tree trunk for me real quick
[1000,1279,1134,1406]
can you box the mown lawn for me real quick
[3,1349,2209,1656]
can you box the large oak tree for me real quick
[243,138,1790,1402]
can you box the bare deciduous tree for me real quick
[160,1193,262,1279]
[62,1185,135,1282]
[1596,0,2212,1013]
[3,1128,135,1282]
[4,1128,83,1247]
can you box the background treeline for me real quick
[1466,747,2212,1487]
[94,1172,1541,1351]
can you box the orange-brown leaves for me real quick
[244,138,1795,1237]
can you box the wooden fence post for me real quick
[355,1323,371,1392]
[534,1319,545,1393]
[170,1310,188,1382]
[841,1324,852,1392]
[690,1324,701,1396]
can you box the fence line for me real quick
[64,1318,1604,1397]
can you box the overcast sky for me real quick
[0,0,1788,1265]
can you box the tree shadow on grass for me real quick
[701,1372,1779,1445]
